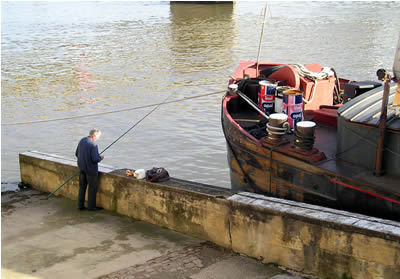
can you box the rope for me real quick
[266,122,289,135]
[291,64,335,104]
[3,90,225,126]
[291,64,334,80]
[303,80,318,104]
[294,130,315,150]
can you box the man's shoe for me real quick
[78,207,87,211]
[88,207,103,211]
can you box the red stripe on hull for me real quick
[330,178,400,205]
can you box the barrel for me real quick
[283,89,303,130]
[258,80,276,115]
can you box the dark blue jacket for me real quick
[75,137,102,176]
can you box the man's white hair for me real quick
[89,128,101,139]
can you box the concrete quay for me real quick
[14,151,400,278]
[2,189,309,279]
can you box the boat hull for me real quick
[222,94,400,220]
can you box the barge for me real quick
[222,39,400,221]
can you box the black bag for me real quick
[146,167,170,182]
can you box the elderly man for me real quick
[75,128,104,211]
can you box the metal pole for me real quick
[374,73,391,176]
[256,2,268,76]
[237,91,270,120]
[228,84,269,120]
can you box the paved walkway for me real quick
[2,189,316,279]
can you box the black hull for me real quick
[222,95,400,221]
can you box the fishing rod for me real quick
[46,91,176,199]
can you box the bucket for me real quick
[134,169,146,179]
[283,89,303,130]
[258,80,276,115]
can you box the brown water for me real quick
[2,1,400,191]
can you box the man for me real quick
[75,128,104,211]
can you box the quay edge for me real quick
[19,151,400,278]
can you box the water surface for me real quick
[2,1,400,191]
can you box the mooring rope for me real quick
[3,90,225,126]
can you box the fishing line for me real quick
[46,91,178,199]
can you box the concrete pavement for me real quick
[2,189,314,279]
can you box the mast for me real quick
[256,2,268,76]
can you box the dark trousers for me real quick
[78,170,98,209]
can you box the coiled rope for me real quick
[291,64,335,104]
[294,130,315,150]
[3,90,225,126]
[291,64,334,80]
[266,122,290,135]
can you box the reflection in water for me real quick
[169,3,236,73]
[170,2,234,22]
[75,50,97,105]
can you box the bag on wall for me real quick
[145,167,170,182]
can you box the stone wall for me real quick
[19,151,400,279]
[229,193,400,279]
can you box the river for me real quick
[2,1,400,192]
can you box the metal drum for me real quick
[258,80,276,115]
[283,89,303,130]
